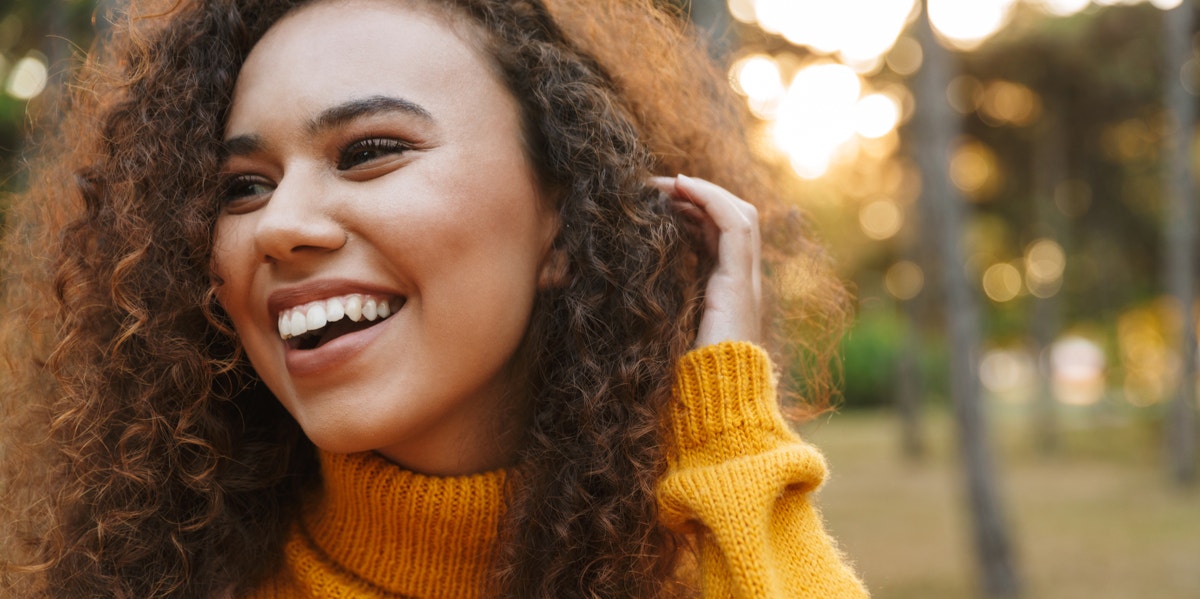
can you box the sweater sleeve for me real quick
[657,342,869,598]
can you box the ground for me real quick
[800,408,1200,599]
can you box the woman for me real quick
[0,0,866,597]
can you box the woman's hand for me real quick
[652,174,763,348]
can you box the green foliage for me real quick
[839,301,949,409]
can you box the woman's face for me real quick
[213,0,557,475]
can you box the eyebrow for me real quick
[222,95,434,157]
[308,95,434,135]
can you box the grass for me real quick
[797,408,1200,599]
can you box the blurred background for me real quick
[0,0,1197,597]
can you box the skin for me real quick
[213,0,763,477]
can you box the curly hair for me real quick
[0,0,850,597]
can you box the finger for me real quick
[673,175,758,271]
[649,176,678,195]
[672,175,759,230]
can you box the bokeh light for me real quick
[859,198,903,240]
[978,80,1040,127]
[1034,0,1091,17]
[980,348,1036,401]
[727,0,757,23]
[774,63,862,179]
[950,140,1000,200]
[1118,302,1180,406]
[752,0,915,64]
[928,0,1017,50]
[855,93,901,139]
[732,54,786,119]
[885,260,924,300]
[1050,336,1107,406]
[886,36,923,76]
[5,54,48,100]
[1025,238,1066,298]
[733,54,785,102]
[946,76,983,115]
[982,262,1023,302]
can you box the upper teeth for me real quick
[277,294,395,340]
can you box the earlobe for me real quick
[538,247,570,289]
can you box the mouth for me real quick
[277,294,404,351]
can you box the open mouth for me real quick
[278,294,404,351]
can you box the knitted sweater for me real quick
[245,342,868,598]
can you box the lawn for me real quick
[799,408,1200,599]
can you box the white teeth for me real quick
[306,304,327,331]
[276,293,399,341]
[345,295,363,322]
[289,312,306,339]
[326,297,345,322]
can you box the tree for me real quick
[912,2,1021,596]
[1162,2,1198,487]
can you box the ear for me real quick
[538,245,570,290]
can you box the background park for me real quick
[1,0,1198,597]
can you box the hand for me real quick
[651,174,763,348]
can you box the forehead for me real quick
[226,0,506,134]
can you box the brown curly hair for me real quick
[0,0,850,597]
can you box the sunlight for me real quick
[1033,0,1091,17]
[752,0,915,63]
[774,63,862,179]
[928,0,1016,50]
[733,54,785,103]
[855,93,902,139]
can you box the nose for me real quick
[253,171,346,264]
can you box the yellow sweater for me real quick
[245,342,867,598]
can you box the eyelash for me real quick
[337,137,412,170]
[220,137,412,206]
[222,175,273,204]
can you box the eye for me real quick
[222,174,274,206]
[337,138,412,170]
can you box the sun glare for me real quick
[774,63,862,179]
[928,0,1016,50]
[1034,0,1091,16]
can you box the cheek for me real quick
[210,218,252,313]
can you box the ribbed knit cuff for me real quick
[668,341,799,469]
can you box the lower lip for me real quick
[283,313,396,377]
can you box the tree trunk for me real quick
[1163,3,1198,488]
[1030,110,1067,456]
[913,4,1021,597]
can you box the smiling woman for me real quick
[213,5,558,472]
[0,0,865,598]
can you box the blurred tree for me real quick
[1029,105,1066,456]
[1162,2,1197,488]
[913,1,1020,597]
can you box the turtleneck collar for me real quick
[297,450,507,597]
